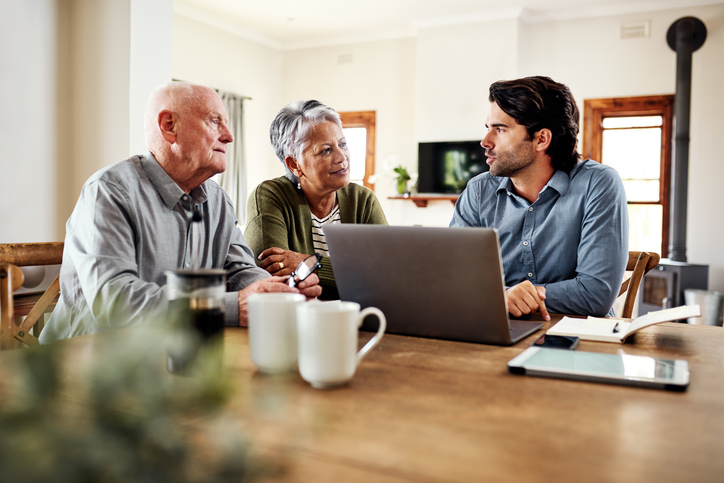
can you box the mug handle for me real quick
[356,307,386,365]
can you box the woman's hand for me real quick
[258,247,311,277]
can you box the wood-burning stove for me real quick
[638,259,708,314]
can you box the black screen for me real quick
[417,141,488,194]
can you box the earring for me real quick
[297,181,301,190]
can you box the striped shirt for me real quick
[311,204,341,256]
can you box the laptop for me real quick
[324,225,543,346]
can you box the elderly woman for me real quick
[245,100,387,299]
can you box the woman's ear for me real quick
[285,156,303,179]
[158,110,177,143]
[533,128,552,153]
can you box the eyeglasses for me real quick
[287,253,323,287]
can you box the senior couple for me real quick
[40,77,627,343]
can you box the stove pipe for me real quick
[666,17,707,262]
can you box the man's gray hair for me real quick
[269,100,343,183]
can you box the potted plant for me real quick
[394,165,411,195]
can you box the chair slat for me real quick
[0,242,63,266]
[1,264,24,350]
[619,251,661,319]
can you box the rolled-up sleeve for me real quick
[542,167,629,316]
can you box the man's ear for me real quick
[158,110,177,143]
[534,128,552,153]
[285,156,302,179]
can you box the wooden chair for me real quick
[618,251,660,319]
[0,242,63,348]
[0,263,25,349]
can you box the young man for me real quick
[40,82,321,343]
[450,76,628,319]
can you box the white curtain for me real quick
[215,89,248,226]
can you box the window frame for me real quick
[582,95,674,258]
[339,111,376,190]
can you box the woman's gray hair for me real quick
[269,100,343,183]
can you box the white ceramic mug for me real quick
[248,293,306,374]
[296,301,386,388]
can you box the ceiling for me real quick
[173,0,721,50]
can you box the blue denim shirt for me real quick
[450,160,628,316]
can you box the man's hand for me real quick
[258,247,309,277]
[505,281,550,321]
[237,274,322,326]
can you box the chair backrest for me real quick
[618,251,661,319]
[0,242,63,348]
[0,263,25,349]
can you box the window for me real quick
[583,95,674,258]
[339,111,376,189]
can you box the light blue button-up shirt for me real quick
[450,160,628,316]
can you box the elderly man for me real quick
[40,82,320,343]
[451,76,628,319]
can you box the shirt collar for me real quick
[546,169,570,197]
[495,169,571,198]
[496,177,514,194]
[141,152,208,209]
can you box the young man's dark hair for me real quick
[489,76,580,173]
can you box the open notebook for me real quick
[547,304,701,343]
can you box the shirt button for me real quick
[528,273,533,277]
[529,207,533,212]
[182,195,189,201]
[523,241,529,246]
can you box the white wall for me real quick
[687,8,724,293]
[0,0,59,243]
[67,0,174,192]
[129,0,174,155]
[416,18,520,142]
[172,14,284,206]
[68,0,131,199]
[0,0,173,243]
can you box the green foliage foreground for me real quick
[0,328,274,483]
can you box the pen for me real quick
[612,322,620,333]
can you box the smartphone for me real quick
[508,347,689,391]
[532,334,580,350]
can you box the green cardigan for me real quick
[244,176,388,299]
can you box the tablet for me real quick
[507,347,689,391]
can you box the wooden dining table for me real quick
[5,315,724,482]
[225,315,724,482]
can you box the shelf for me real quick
[388,194,459,208]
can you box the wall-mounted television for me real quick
[417,141,489,194]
